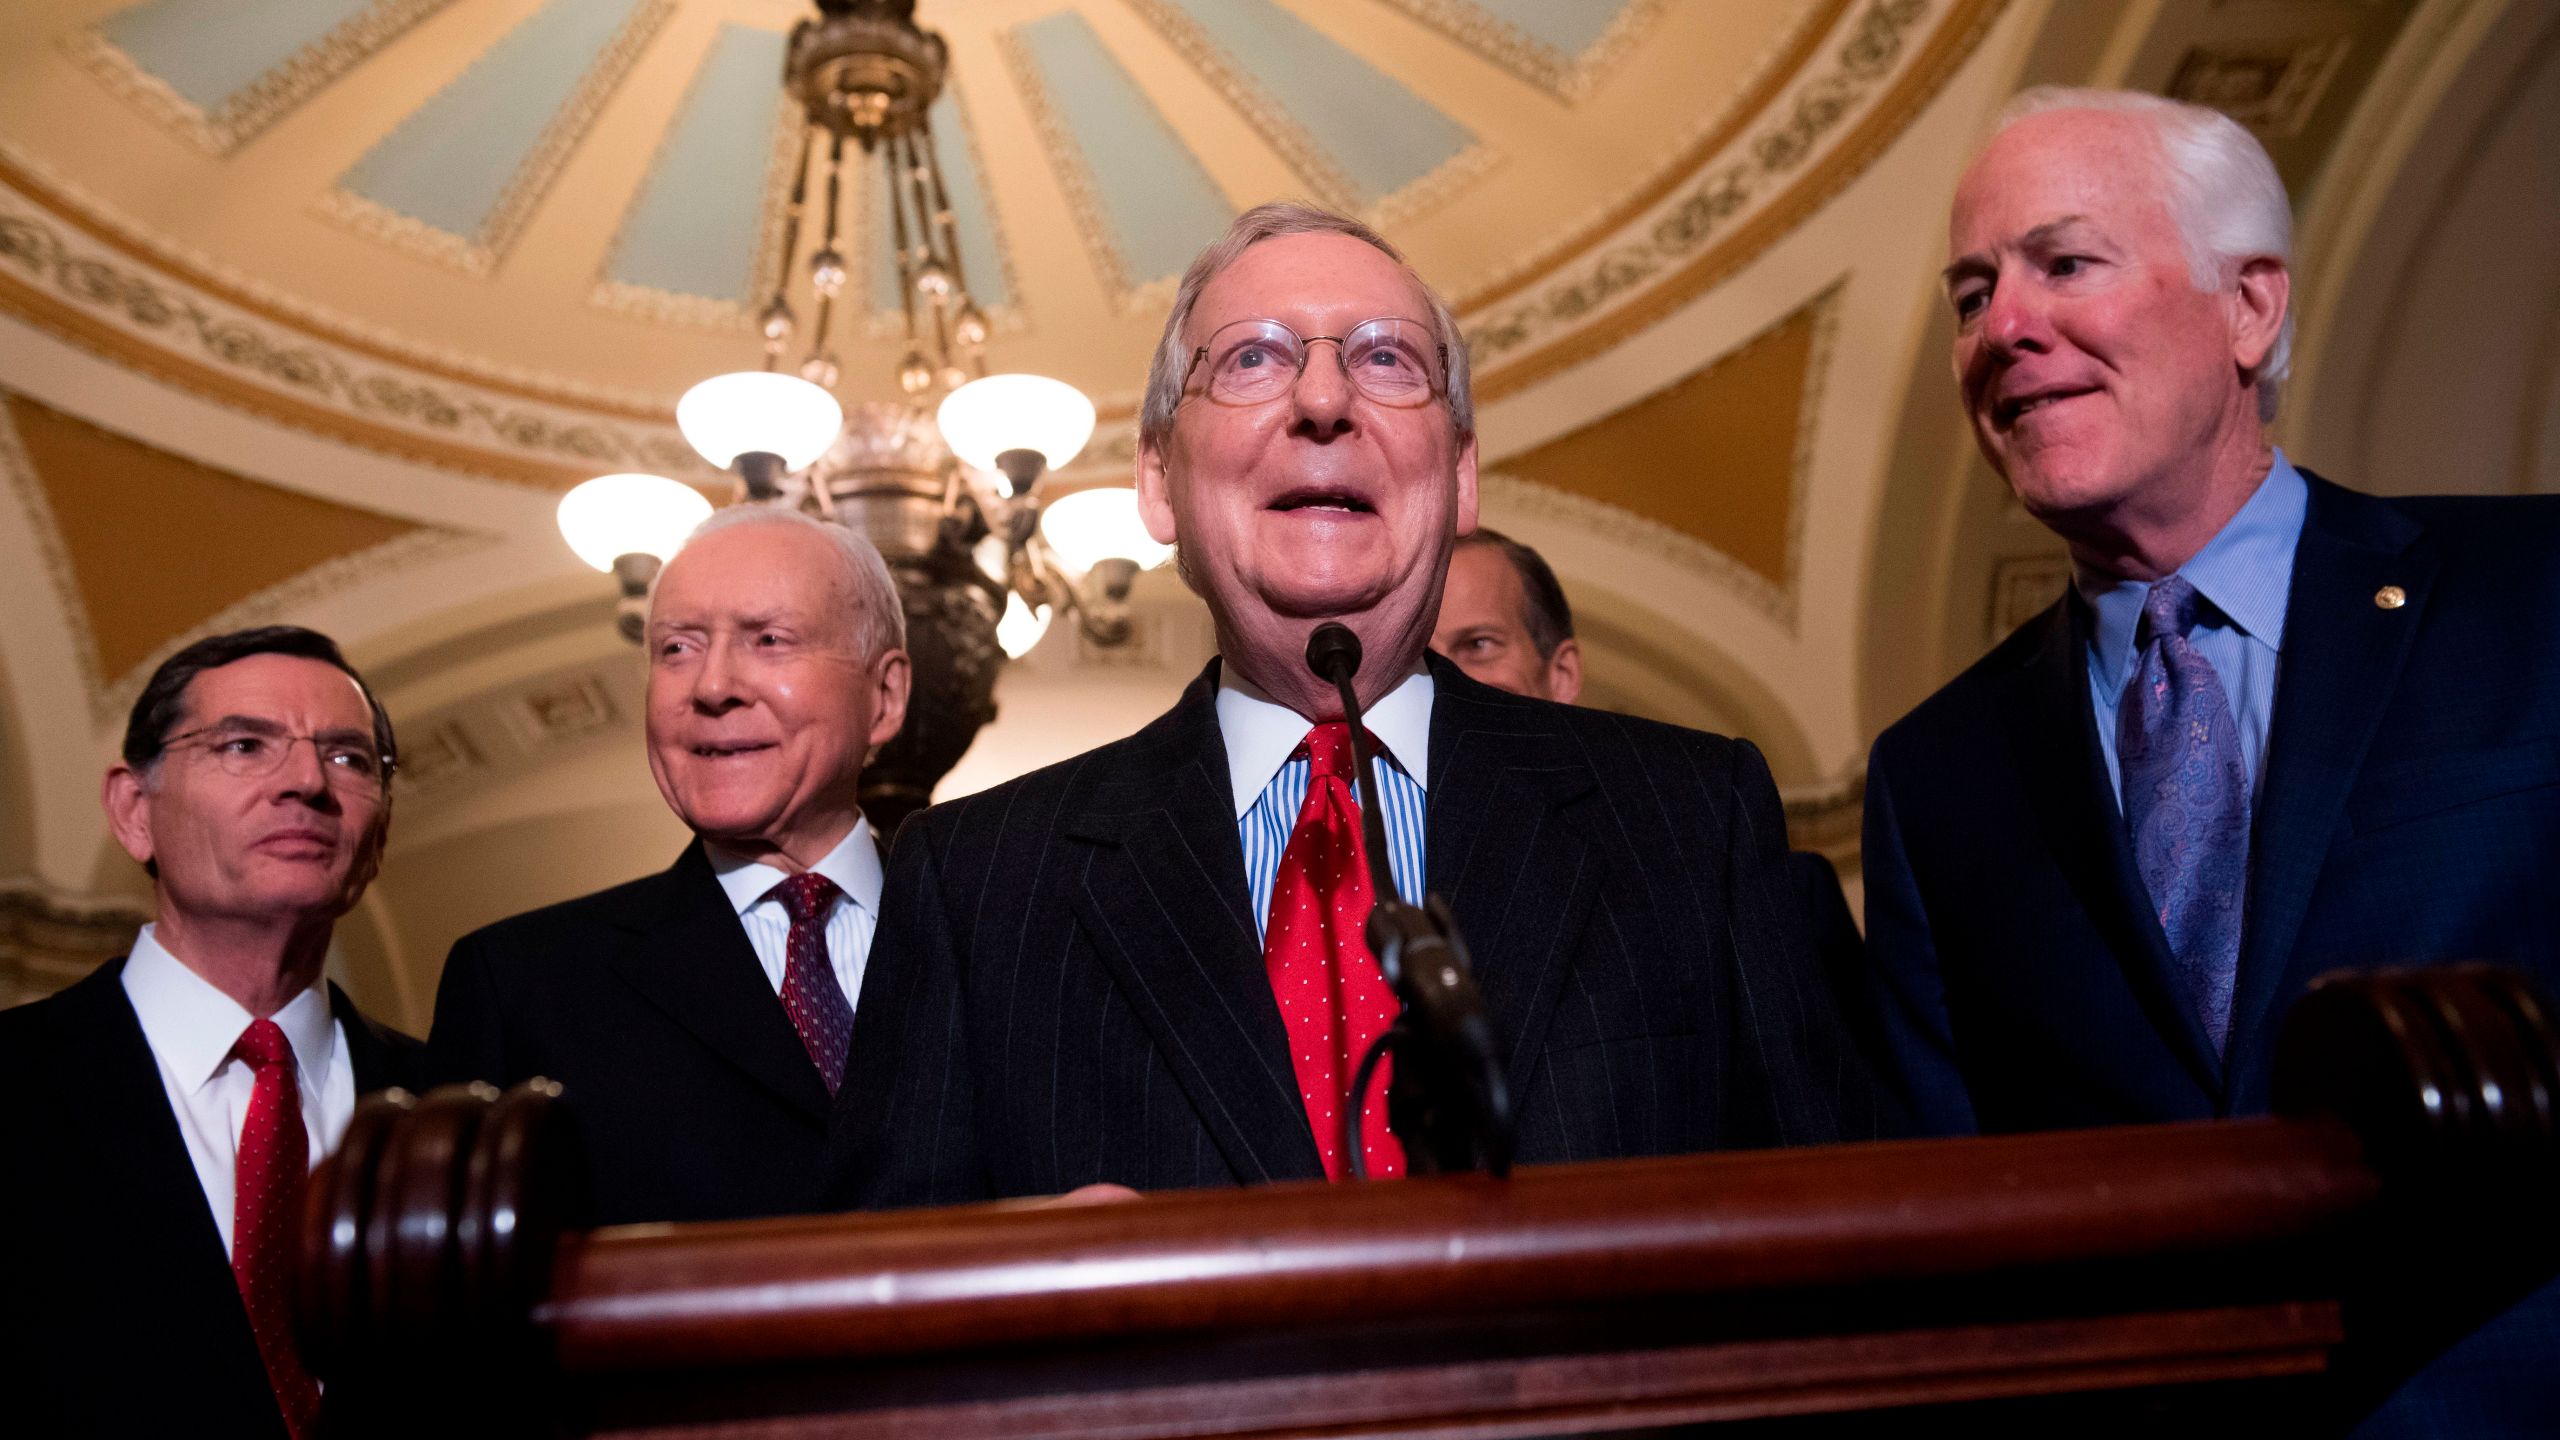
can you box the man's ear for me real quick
[102,763,156,867]
[868,647,914,751]
[1136,439,1180,546]
[2229,256,2290,376]
[1543,637,1584,706]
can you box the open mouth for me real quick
[1995,387,2096,427]
[691,742,776,760]
[1268,486,1376,515]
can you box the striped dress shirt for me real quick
[706,817,884,1015]
[1218,669,1433,942]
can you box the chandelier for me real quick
[556,0,1167,831]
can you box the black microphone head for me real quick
[1304,622,1362,684]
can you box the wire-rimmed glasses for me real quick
[1180,318,1448,410]
[161,721,395,791]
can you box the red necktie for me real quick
[769,870,855,1094]
[229,1018,320,1438]
[1263,722,1405,1180]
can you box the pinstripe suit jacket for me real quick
[825,654,1876,1208]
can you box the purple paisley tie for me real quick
[769,871,855,1094]
[2117,575,2249,1055]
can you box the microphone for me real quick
[1302,622,1513,1178]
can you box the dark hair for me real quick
[1457,528,1575,659]
[123,626,397,777]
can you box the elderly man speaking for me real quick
[831,202,1872,1209]
[431,507,910,1225]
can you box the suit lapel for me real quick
[1422,659,1605,1087]
[1064,663,1325,1184]
[328,983,420,1094]
[2225,476,2434,1082]
[607,844,833,1124]
[2002,599,2226,1096]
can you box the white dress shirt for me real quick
[1219,667,1434,941]
[121,924,356,1259]
[707,816,884,1013]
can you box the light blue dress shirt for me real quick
[2079,450,2310,807]
[1220,670,1432,943]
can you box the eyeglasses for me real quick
[162,723,394,790]
[1180,317,1448,410]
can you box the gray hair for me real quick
[1994,86,2294,423]
[663,505,908,659]
[1138,200,1474,451]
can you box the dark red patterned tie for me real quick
[229,1018,320,1438]
[1263,722,1405,1180]
[769,870,855,1094]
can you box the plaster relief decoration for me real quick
[0,181,705,483]
[2164,37,2352,137]
[506,673,617,748]
[1372,0,1672,102]
[2,881,151,1005]
[1464,0,1998,398]
[318,0,672,275]
[393,719,480,793]
[64,0,459,156]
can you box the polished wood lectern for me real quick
[299,966,2560,1437]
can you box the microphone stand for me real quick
[1305,623,1514,1178]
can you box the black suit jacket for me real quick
[828,655,1875,1209]
[0,960,422,1439]
[1863,474,2560,1434]
[428,842,848,1225]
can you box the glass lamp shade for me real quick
[1039,486,1173,578]
[557,474,714,572]
[936,373,1096,476]
[995,591,1054,658]
[676,371,844,471]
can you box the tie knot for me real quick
[768,870,842,925]
[2138,574,2205,644]
[1299,722,1383,780]
[231,1017,296,1075]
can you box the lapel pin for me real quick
[2374,585,2406,610]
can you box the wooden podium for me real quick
[298,966,2560,1437]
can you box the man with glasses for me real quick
[1,626,423,1438]
[830,202,1873,1209]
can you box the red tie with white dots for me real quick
[229,1018,321,1439]
[1263,722,1405,1180]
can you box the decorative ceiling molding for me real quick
[62,0,458,156]
[0,181,709,487]
[318,0,673,276]
[0,879,149,1006]
[0,145,672,419]
[0,395,106,712]
[1467,0,2004,403]
[1373,0,1673,102]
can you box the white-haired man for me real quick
[829,202,1874,1210]
[1862,88,2560,1430]
[429,506,910,1225]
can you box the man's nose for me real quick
[692,638,745,710]
[1978,273,2053,357]
[273,737,337,807]
[1289,338,1355,436]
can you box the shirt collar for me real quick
[707,815,885,918]
[1216,663,1435,819]
[121,922,336,1093]
[2076,448,2309,694]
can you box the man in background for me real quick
[1863,86,2560,1431]
[430,507,910,1225]
[1430,527,1582,703]
[1,626,423,1438]
[833,202,1871,1211]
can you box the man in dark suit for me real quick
[1,626,425,1438]
[1862,88,2559,1433]
[429,508,911,1225]
[829,201,1873,1210]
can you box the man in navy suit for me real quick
[830,202,1872,1211]
[0,627,425,1438]
[1862,88,2560,1433]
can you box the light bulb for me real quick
[935,373,1096,476]
[676,371,843,470]
[556,474,713,573]
[1039,486,1172,579]
[996,591,1052,658]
